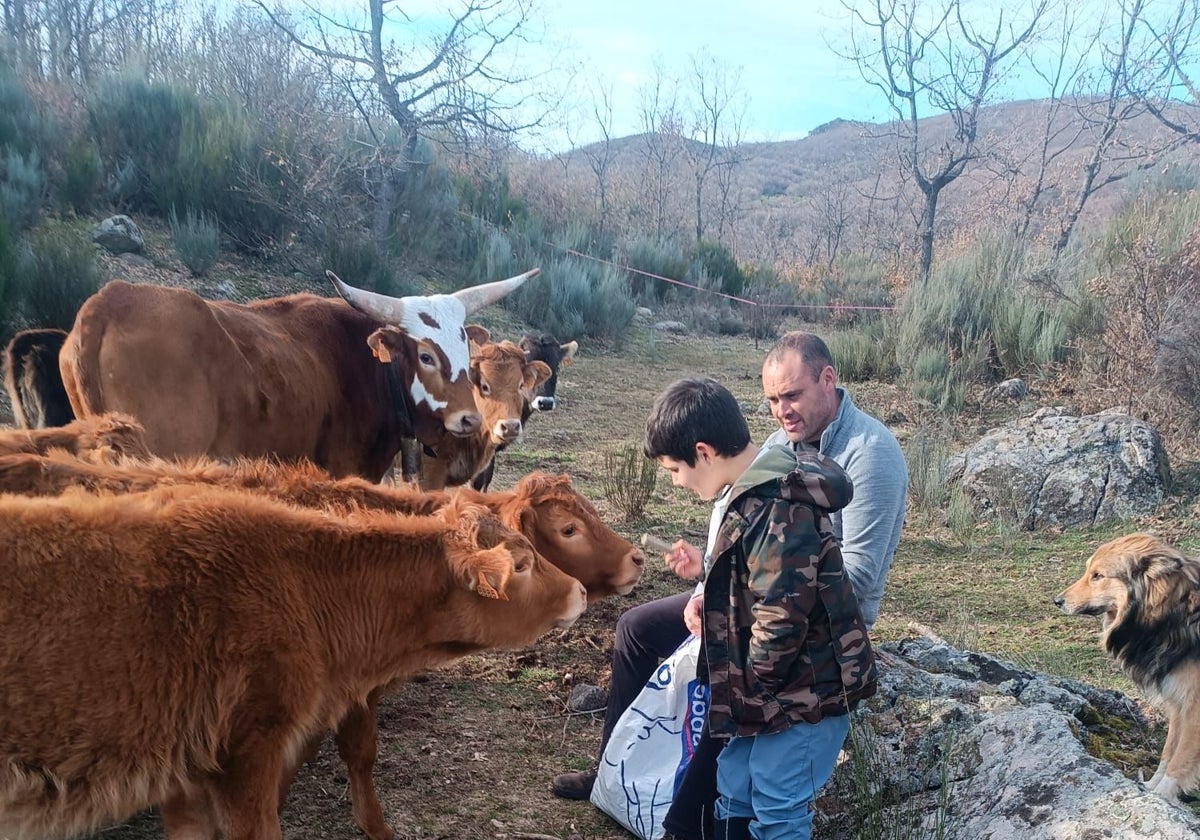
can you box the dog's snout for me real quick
[1053,595,1065,608]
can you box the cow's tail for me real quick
[3,328,74,429]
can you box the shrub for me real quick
[0,148,45,232]
[601,443,659,522]
[689,238,746,297]
[0,214,21,337]
[57,140,101,215]
[624,237,690,302]
[911,347,965,414]
[826,322,899,383]
[322,232,416,297]
[15,220,100,330]
[743,267,795,342]
[904,422,953,514]
[169,205,220,277]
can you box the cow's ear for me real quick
[367,327,404,364]
[523,360,552,395]
[468,545,513,600]
[465,324,490,350]
[560,340,578,366]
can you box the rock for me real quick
[983,378,1029,402]
[945,408,1170,529]
[92,215,144,255]
[651,320,687,333]
[567,683,607,713]
[814,639,1200,839]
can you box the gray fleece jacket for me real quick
[764,387,906,628]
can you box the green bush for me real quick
[826,322,899,383]
[911,347,965,413]
[743,267,795,341]
[624,237,690,301]
[169,205,220,277]
[0,148,45,232]
[322,232,417,298]
[904,422,953,514]
[89,77,195,212]
[689,238,746,297]
[0,70,54,159]
[57,140,101,215]
[0,214,21,337]
[15,220,100,330]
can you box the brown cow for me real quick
[2,328,74,428]
[0,454,644,840]
[0,411,150,463]
[419,339,551,490]
[57,269,538,480]
[0,487,585,840]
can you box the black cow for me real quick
[3,328,74,429]
[472,332,578,491]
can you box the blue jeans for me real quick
[715,714,851,840]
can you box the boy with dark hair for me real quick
[641,376,877,840]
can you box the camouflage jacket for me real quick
[703,445,877,738]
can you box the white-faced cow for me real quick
[0,487,585,840]
[56,269,538,480]
[2,327,73,428]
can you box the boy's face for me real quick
[762,351,839,445]
[657,444,726,501]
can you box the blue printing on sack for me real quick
[673,677,709,794]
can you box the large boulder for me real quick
[92,214,144,255]
[945,407,1170,529]
[816,638,1200,839]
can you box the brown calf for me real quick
[418,340,551,490]
[0,453,642,840]
[0,411,150,463]
[0,488,584,840]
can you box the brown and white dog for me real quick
[1055,533,1200,800]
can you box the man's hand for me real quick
[683,593,704,637]
[663,540,703,580]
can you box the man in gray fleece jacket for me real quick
[761,330,908,631]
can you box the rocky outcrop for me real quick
[816,639,1200,839]
[945,407,1170,529]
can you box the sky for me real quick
[535,0,880,150]
[525,0,1115,154]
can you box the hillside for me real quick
[520,98,1195,272]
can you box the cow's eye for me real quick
[479,380,491,396]
[561,525,577,537]
[419,352,435,366]
[513,556,531,573]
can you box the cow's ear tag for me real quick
[367,329,396,363]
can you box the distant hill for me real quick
[518,98,1196,272]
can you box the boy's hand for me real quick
[683,593,704,637]
[663,540,703,580]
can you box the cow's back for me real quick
[60,281,393,477]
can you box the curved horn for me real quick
[452,268,540,316]
[327,270,408,324]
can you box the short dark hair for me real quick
[764,331,836,379]
[643,377,750,466]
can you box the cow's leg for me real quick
[278,732,326,812]
[335,691,395,840]
[160,783,220,840]
[210,741,290,840]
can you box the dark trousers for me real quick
[599,591,721,840]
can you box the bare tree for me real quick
[841,0,1047,278]
[680,50,746,244]
[577,81,618,243]
[1125,0,1200,143]
[252,0,555,250]
[637,58,684,241]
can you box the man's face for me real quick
[761,351,839,444]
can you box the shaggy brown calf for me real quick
[0,488,584,840]
[0,411,150,462]
[0,453,641,840]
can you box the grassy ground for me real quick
[71,323,1198,839]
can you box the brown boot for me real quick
[550,769,597,800]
